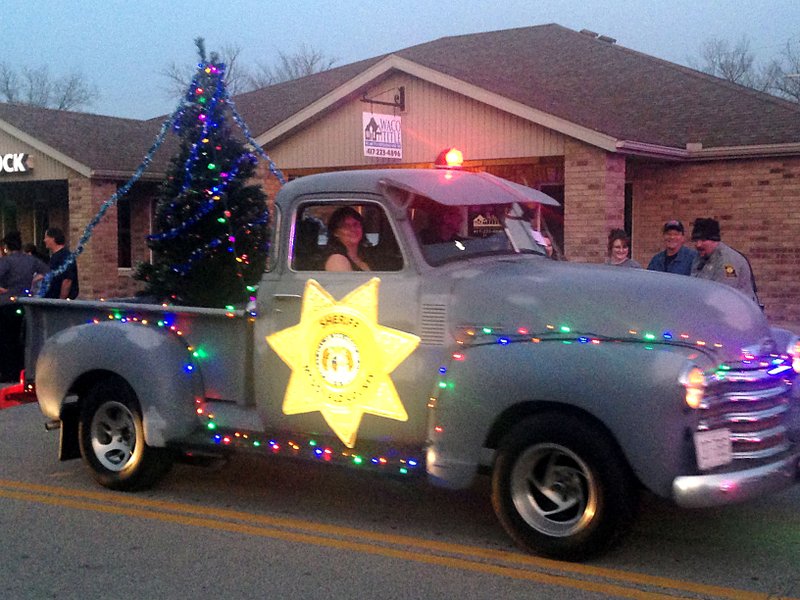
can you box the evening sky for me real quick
[2,0,799,120]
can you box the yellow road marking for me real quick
[0,479,792,600]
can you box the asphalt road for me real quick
[1,402,799,600]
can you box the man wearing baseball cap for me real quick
[690,217,759,304]
[647,220,697,275]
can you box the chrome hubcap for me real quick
[510,443,597,537]
[91,401,136,472]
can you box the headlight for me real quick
[787,335,800,374]
[680,364,706,409]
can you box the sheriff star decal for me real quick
[266,278,420,448]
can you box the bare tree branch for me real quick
[246,44,338,89]
[0,63,20,103]
[23,65,53,107]
[0,62,97,110]
[161,41,250,105]
[690,35,792,99]
[162,42,338,103]
[53,72,98,111]
[771,40,800,103]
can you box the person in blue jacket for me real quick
[647,220,697,275]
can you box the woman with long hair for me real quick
[324,206,371,272]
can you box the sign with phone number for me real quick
[363,113,402,159]
[365,147,402,158]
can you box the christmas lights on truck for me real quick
[19,167,800,561]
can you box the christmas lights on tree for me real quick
[134,38,269,307]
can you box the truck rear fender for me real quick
[35,322,204,449]
[430,341,706,497]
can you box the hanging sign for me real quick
[362,113,402,159]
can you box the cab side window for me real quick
[291,203,403,272]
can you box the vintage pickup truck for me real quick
[20,167,800,561]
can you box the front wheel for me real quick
[491,413,639,561]
[79,379,172,491]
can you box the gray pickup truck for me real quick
[20,167,800,561]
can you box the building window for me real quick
[117,196,131,268]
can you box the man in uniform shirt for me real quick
[690,218,758,304]
[647,219,697,275]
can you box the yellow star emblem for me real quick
[266,278,420,448]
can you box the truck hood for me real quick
[444,258,772,360]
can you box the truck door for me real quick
[255,198,433,448]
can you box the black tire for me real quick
[78,378,173,491]
[491,413,639,561]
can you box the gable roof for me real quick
[242,23,800,157]
[397,24,800,149]
[2,23,800,177]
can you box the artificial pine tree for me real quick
[135,39,269,307]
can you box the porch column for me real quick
[67,177,119,298]
[563,138,626,263]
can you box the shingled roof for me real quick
[238,23,800,152]
[0,103,171,176]
[395,23,800,149]
[2,23,800,176]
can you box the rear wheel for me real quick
[491,413,638,561]
[78,379,172,490]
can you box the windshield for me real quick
[410,197,547,265]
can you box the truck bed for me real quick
[19,297,254,404]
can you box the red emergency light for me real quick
[434,147,464,169]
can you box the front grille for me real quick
[698,364,794,462]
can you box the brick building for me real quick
[1,24,799,326]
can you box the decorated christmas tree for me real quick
[135,39,269,307]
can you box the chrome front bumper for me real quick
[672,452,800,508]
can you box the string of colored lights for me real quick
[38,58,281,297]
[443,323,793,379]
[453,323,728,352]
[85,310,208,376]
[148,152,254,242]
[176,65,227,196]
[80,300,420,472]
[198,412,422,475]
[169,211,269,276]
[80,302,790,476]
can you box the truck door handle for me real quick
[272,293,301,313]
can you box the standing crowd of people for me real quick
[601,217,759,305]
[0,227,78,383]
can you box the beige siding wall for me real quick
[269,74,566,168]
[0,129,78,181]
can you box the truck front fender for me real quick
[35,321,204,447]
[428,340,706,496]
